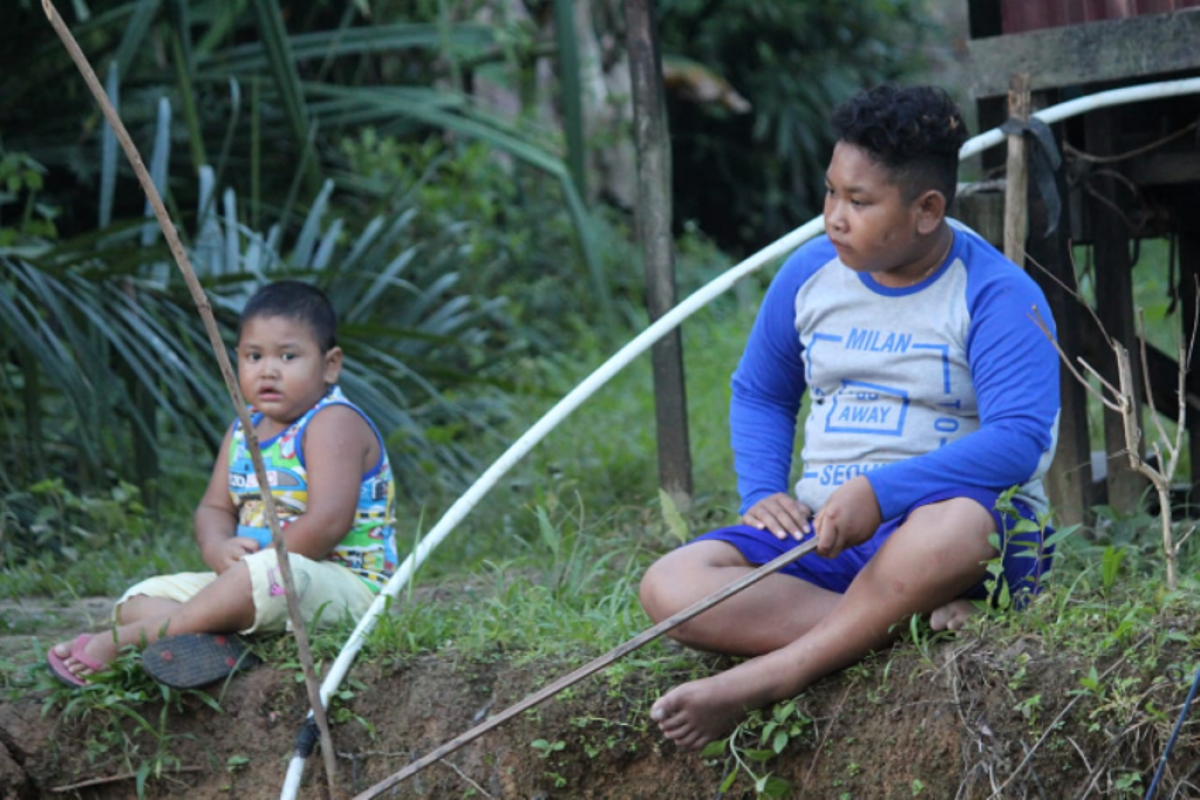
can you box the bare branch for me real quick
[1188,275,1200,369]
[1028,308,1118,408]
[40,1,340,791]
[1075,357,1124,410]
[1137,308,1173,451]
[1176,523,1196,552]
[1024,252,1115,350]
[1168,339,1188,477]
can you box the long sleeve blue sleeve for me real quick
[729,243,828,514]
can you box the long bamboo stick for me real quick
[39,3,340,795]
[353,537,820,799]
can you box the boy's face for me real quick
[823,142,945,285]
[237,314,342,425]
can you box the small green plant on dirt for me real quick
[43,643,220,799]
[530,739,568,789]
[702,697,813,798]
[1113,770,1142,796]
[530,738,565,758]
[982,488,1075,613]
[328,677,377,738]
[906,612,938,666]
[1013,693,1043,726]
[570,712,646,759]
[1100,545,1127,596]
[1007,652,1030,690]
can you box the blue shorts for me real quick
[692,487,1054,601]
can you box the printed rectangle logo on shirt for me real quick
[825,380,908,436]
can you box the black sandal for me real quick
[141,633,261,689]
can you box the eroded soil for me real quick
[1,599,1198,798]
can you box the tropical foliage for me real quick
[0,0,937,565]
[657,0,935,252]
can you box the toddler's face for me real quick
[236,314,341,426]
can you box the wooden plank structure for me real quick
[957,1,1200,526]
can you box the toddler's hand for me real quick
[813,476,881,558]
[207,537,260,573]
[742,493,813,541]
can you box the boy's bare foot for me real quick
[929,599,977,631]
[50,633,119,679]
[651,672,758,750]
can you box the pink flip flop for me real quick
[46,633,105,687]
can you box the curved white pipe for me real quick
[280,74,1200,798]
[959,76,1200,160]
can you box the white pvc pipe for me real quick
[280,75,1200,798]
[960,76,1200,160]
[278,215,826,797]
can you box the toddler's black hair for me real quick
[831,85,968,204]
[238,280,337,352]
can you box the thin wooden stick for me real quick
[39,2,340,794]
[352,538,820,799]
[51,766,204,793]
[1004,73,1031,266]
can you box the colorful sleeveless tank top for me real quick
[228,385,398,591]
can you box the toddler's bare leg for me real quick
[639,540,840,657]
[650,498,997,749]
[117,595,182,625]
[54,562,256,678]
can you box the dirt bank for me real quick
[1,602,1197,798]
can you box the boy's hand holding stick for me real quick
[40,2,340,793]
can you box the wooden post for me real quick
[1023,99,1093,529]
[623,0,693,509]
[1084,108,1148,512]
[1004,74,1031,265]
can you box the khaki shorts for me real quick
[115,548,375,635]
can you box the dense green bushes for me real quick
[658,0,934,252]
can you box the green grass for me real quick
[4,260,1200,798]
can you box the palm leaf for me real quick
[196,23,495,75]
[248,0,321,194]
[300,82,611,323]
[112,0,161,81]
[553,0,587,198]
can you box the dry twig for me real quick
[1026,260,1198,591]
[51,766,204,793]
[39,1,339,794]
[987,633,1151,798]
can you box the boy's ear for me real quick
[913,189,947,235]
[322,346,344,385]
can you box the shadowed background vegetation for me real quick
[1,0,937,573]
[5,5,1200,798]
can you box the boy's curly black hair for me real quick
[831,85,968,205]
[238,280,338,352]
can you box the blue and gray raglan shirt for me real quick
[731,221,1060,522]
